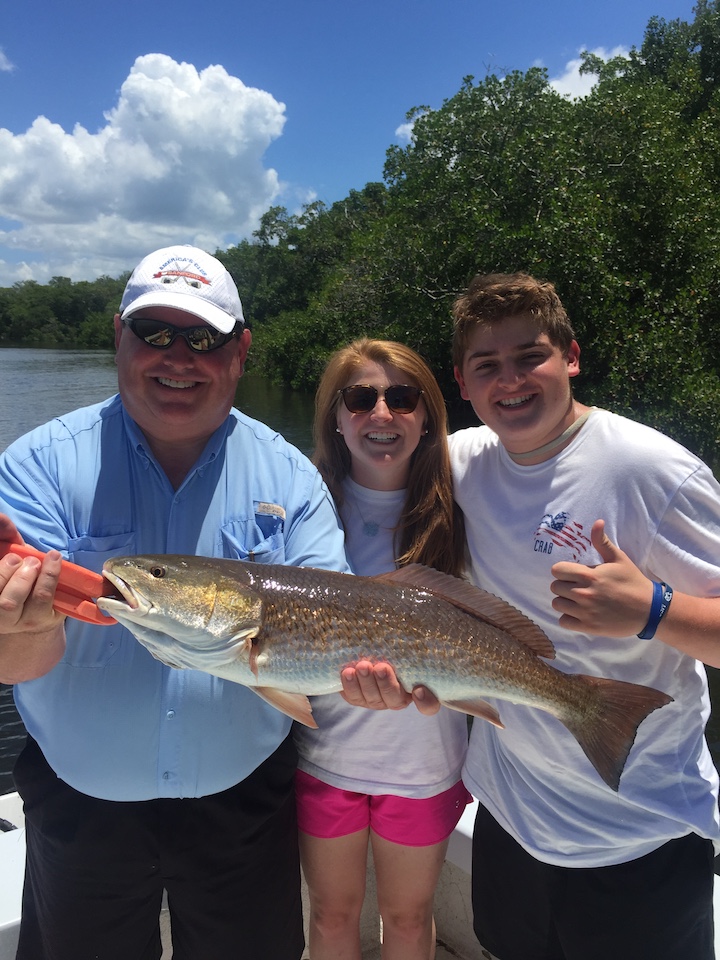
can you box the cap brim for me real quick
[120,291,239,333]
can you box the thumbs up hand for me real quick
[550,519,655,637]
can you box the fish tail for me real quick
[561,676,673,792]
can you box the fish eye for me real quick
[149,566,166,578]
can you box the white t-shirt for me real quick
[450,408,720,866]
[295,476,469,797]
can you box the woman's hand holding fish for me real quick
[0,513,66,683]
[340,660,441,715]
[341,660,411,709]
[410,684,441,716]
[550,519,655,637]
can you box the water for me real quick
[0,348,121,446]
[0,348,314,457]
[0,347,314,794]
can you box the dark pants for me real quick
[471,801,715,960]
[13,735,304,960]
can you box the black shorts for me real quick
[471,801,715,960]
[14,734,304,960]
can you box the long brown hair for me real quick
[313,338,466,577]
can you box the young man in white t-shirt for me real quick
[344,271,720,960]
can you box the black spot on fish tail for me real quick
[560,676,673,792]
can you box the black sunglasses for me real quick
[339,384,424,414]
[123,316,241,353]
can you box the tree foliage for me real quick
[3,2,720,466]
[0,275,126,349]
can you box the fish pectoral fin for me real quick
[442,698,504,728]
[252,687,318,729]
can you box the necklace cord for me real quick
[508,407,597,463]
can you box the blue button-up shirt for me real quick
[0,395,349,800]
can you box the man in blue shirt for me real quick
[0,245,350,960]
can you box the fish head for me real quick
[96,554,263,674]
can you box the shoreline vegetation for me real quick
[3,4,720,470]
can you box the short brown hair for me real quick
[452,272,575,369]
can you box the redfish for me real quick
[97,556,673,791]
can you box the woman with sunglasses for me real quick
[295,338,471,960]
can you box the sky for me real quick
[0,0,697,287]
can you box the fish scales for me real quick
[97,555,674,791]
[257,572,551,702]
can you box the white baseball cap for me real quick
[119,245,245,334]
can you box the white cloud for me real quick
[0,54,286,285]
[395,121,415,143]
[550,46,630,99]
[0,48,13,72]
[395,108,432,145]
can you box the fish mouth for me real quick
[97,570,151,615]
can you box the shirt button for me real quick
[162,772,170,780]
[166,710,175,719]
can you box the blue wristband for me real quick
[637,581,673,640]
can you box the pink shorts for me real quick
[295,769,472,847]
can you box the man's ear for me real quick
[113,314,123,350]
[453,365,470,401]
[567,340,581,379]
[237,328,252,371]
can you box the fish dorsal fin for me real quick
[376,564,555,661]
[251,687,319,729]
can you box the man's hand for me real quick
[340,660,441,716]
[0,513,66,682]
[550,519,654,637]
[0,547,64,634]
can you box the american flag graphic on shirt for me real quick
[534,512,591,561]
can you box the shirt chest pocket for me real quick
[68,533,136,575]
[220,506,286,564]
[62,532,136,667]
